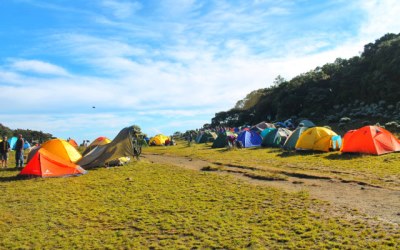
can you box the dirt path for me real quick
[142,153,400,225]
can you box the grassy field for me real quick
[144,141,400,190]
[0,149,398,249]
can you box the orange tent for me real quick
[68,139,79,148]
[341,126,400,155]
[19,148,87,177]
[41,139,82,163]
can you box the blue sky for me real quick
[1,0,400,143]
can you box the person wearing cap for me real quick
[15,134,24,168]
[0,136,10,168]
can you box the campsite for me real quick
[1,1,400,249]
[0,121,399,248]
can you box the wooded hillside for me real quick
[209,33,400,130]
[0,123,53,143]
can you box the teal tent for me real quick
[261,127,275,138]
[298,119,315,128]
[212,131,236,148]
[283,127,309,150]
[262,128,292,147]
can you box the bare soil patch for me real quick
[143,153,400,225]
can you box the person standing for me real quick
[187,132,193,146]
[0,136,10,168]
[15,134,24,168]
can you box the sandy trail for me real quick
[142,153,400,225]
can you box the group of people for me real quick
[0,134,25,169]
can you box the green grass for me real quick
[1,161,399,249]
[145,141,400,189]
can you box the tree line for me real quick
[0,123,53,143]
[209,33,400,128]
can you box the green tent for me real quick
[283,127,309,150]
[212,131,236,148]
[78,126,136,169]
[197,131,217,143]
[262,128,292,147]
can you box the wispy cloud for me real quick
[101,0,142,19]
[8,59,70,76]
[359,0,400,40]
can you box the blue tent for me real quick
[274,122,287,128]
[7,137,17,150]
[237,130,262,148]
[8,137,30,150]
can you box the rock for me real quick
[339,117,351,123]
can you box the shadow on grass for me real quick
[324,153,364,160]
[277,150,325,158]
[0,167,22,172]
[0,175,27,183]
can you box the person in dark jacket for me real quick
[15,134,24,168]
[0,136,10,168]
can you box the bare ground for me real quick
[142,153,400,226]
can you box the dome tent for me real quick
[236,130,262,148]
[41,139,82,163]
[341,126,400,155]
[261,128,292,147]
[19,148,87,178]
[295,127,341,152]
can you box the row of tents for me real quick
[19,127,138,178]
[205,120,400,155]
[13,121,400,178]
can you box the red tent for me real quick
[341,126,400,155]
[68,139,79,148]
[19,148,87,177]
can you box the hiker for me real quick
[0,136,10,168]
[15,134,24,168]
[227,134,236,149]
[187,132,193,146]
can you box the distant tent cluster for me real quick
[200,120,400,156]
[18,126,141,178]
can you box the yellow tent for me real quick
[89,136,111,147]
[149,134,170,146]
[295,127,338,152]
[41,139,82,163]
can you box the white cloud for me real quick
[101,0,142,19]
[9,59,70,76]
[359,0,400,41]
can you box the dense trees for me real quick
[209,33,400,127]
[0,123,53,143]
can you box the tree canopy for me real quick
[209,33,400,128]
